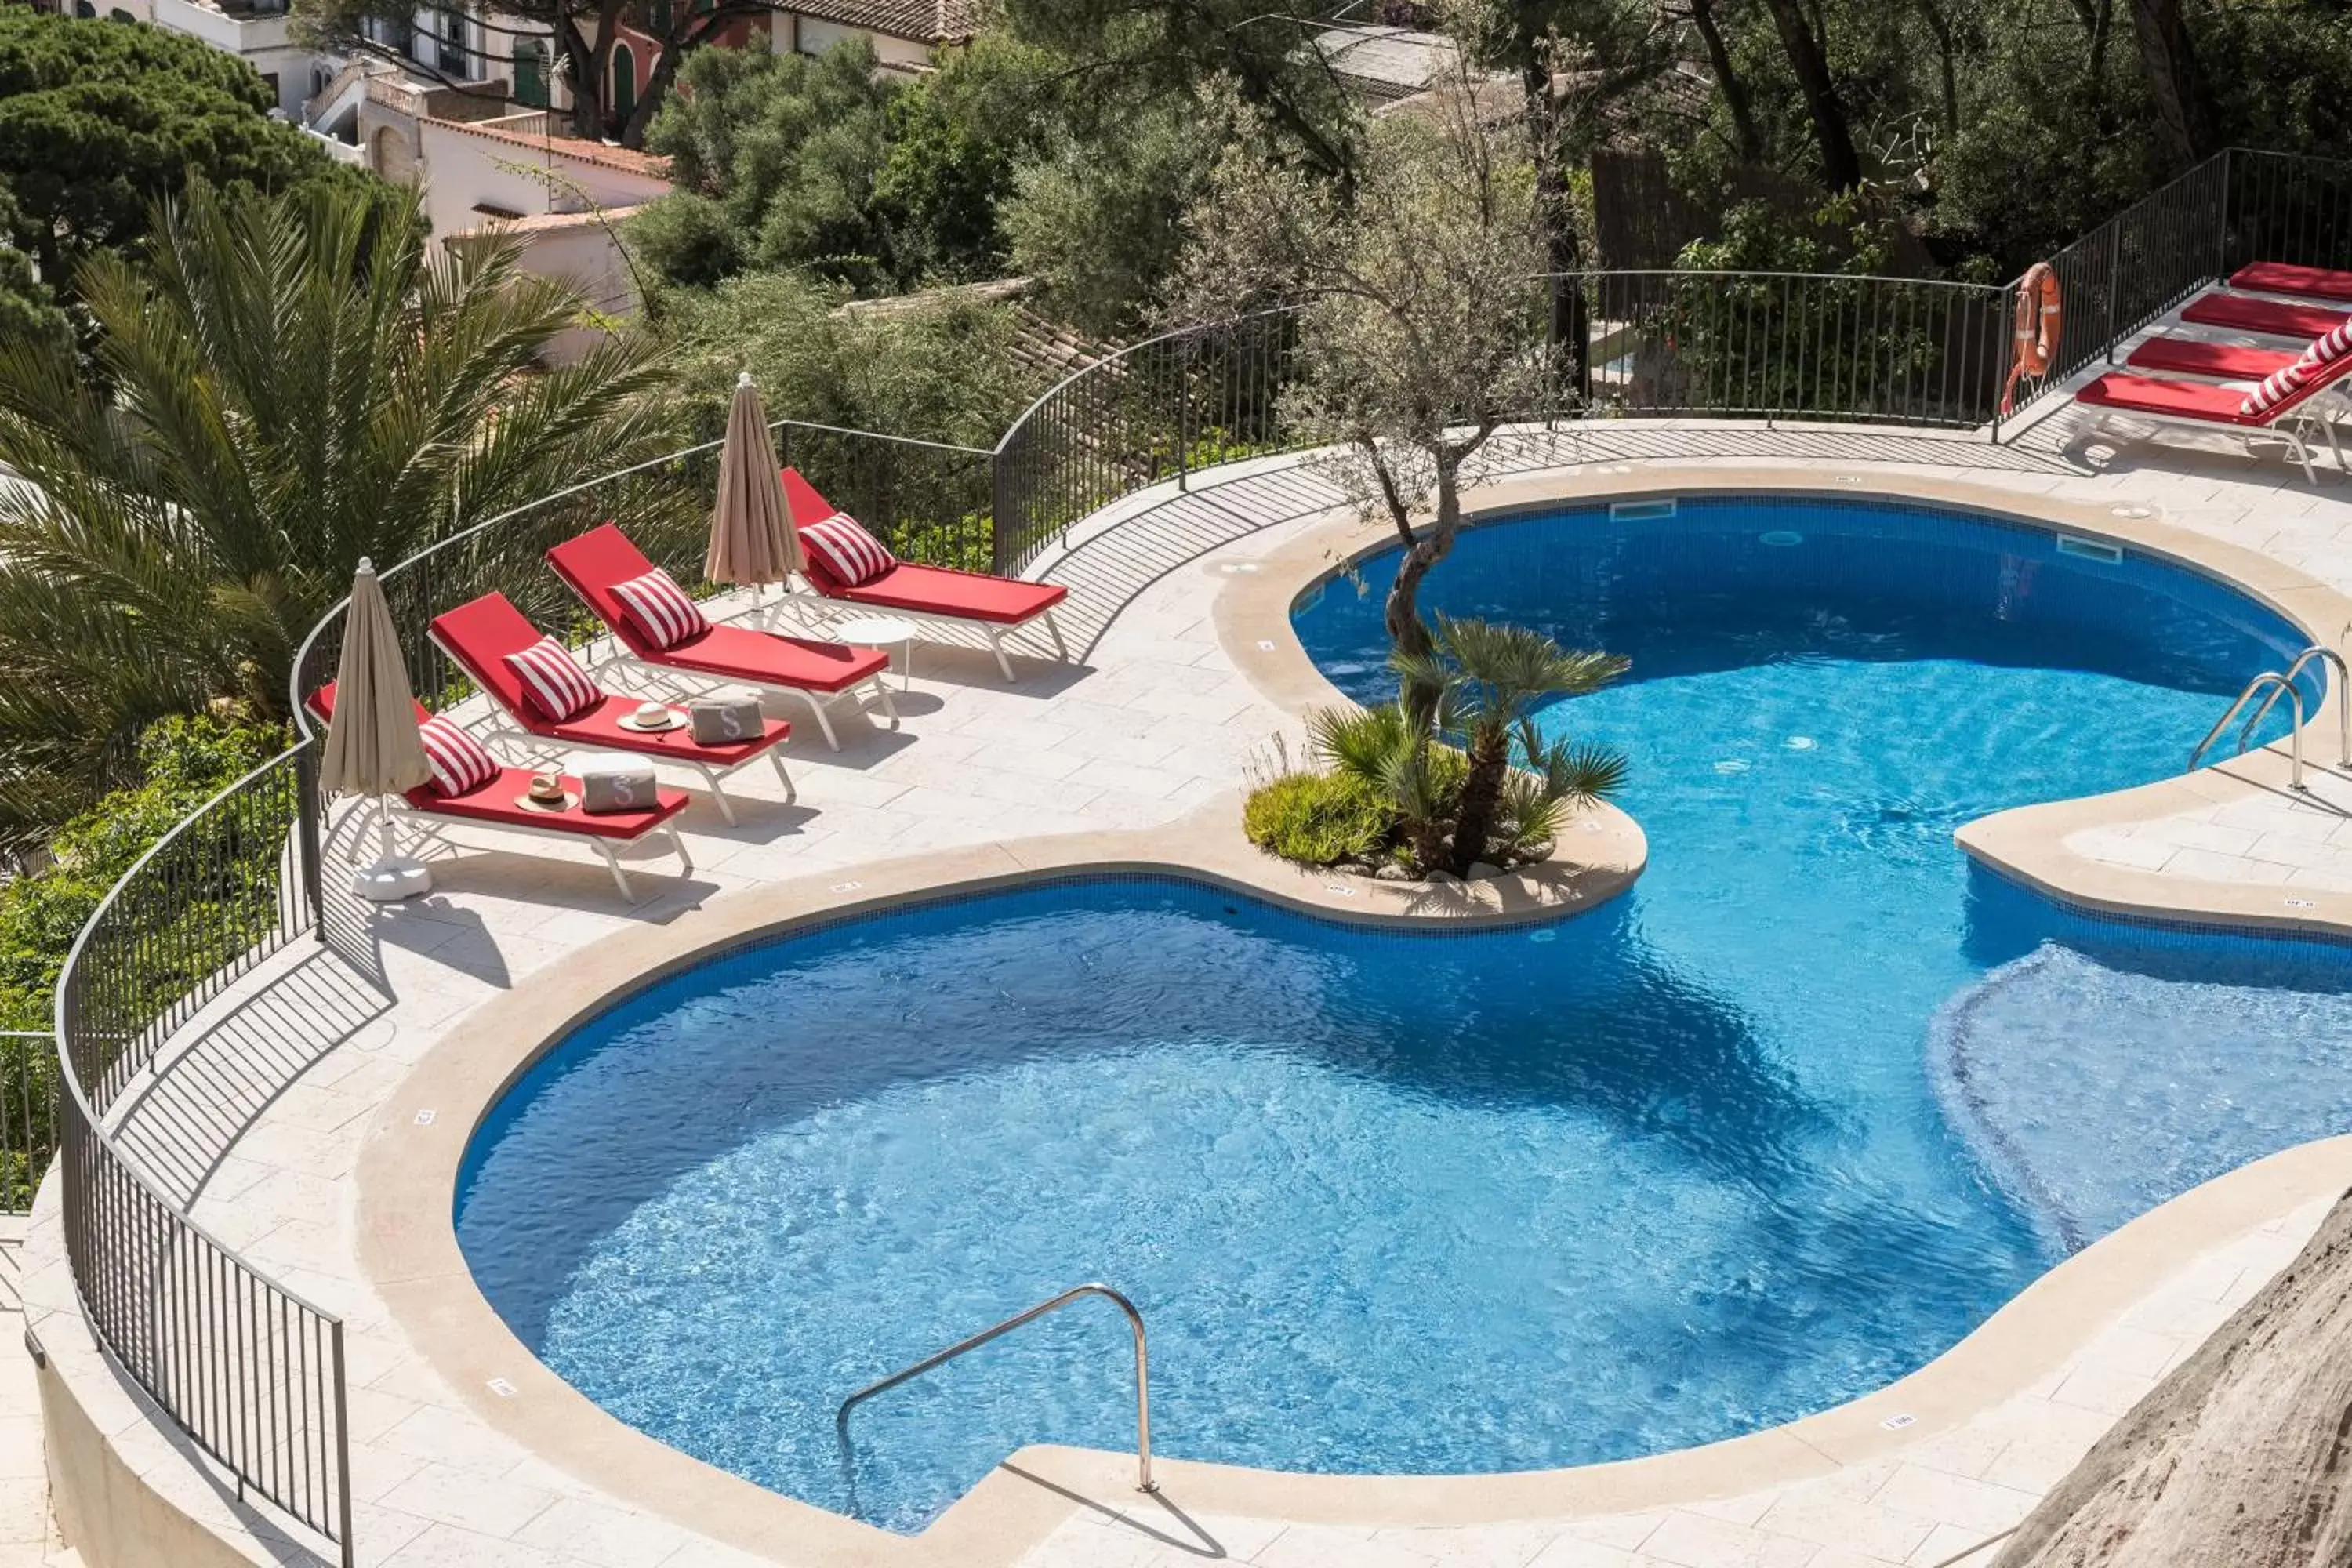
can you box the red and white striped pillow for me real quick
[2243,361,2315,418]
[611,568,709,650]
[800,511,895,587]
[416,713,499,797]
[2243,323,2352,418]
[502,636,601,722]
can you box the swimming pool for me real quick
[456,495,2352,1534]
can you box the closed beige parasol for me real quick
[322,557,434,900]
[706,372,805,585]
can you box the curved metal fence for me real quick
[989,272,2012,575]
[50,744,351,1564]
[34,151,2352,1568]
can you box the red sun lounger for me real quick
[546,523,897,752]
[2180,292,2349,342]
[430,592,796,826]
[2125,339,2299,380]
[2075,352,2352,484]
[779,468,1069,681]
[305,685,691,899]
[2230,262,2352,305]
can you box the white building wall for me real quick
[792,16,931,71]
[414,118,670,238]
[145,0,337,117]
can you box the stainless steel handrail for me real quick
[2191,670,2307,789]
[2238,645,2351,768]
[835,1283,1156,1494]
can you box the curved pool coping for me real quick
[358,466,2352,1568]
[1222,466,2352,940]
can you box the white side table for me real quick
[832,614,918,691]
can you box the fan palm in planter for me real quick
[1299,616,1628,879]
[0,177,677,854]
[1396,615,1628,876]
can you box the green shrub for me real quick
[1242,769,1391,866]
[0,713,283,1033]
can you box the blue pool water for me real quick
[457,495,2352,1534]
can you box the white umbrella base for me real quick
[352,855,433,902]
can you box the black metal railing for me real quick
[2019,151,2234,408]
[52,744,351,1564]
[0,1033,55,1216]
[990,310,1294,575]
[989,271,2010,573]
[1569,270,2009,428]
[2225,149,2352,279]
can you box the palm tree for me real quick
[0,178,677,851]
[1393,615,1628,877]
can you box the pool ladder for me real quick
[2190,645,2352,791]
[835,1282,1157,1494]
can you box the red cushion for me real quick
[2125,339,2296,380]
[433,594,600,732]
[541,694,790,764]
[2231,261,2352,304]
[659,622,888,693]
[781,467,1065,623]
[2181,292,2350,340]
[2077,372,2271,423]
[831,561,1069,626]
[406,764,687,839]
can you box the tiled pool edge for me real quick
[352,808,1647,1568]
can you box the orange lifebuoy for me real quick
[2001,261,2063,415]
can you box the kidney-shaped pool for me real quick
[456,495,2352,1532]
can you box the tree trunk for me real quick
[560,19,601,140]
[1994,1188,2352,1568]
[1757,0,1864,191]
[1915,0,1959,136]
[1448,728,1509,876]
[1383,458,1463,715]
[2088,0,2114,92]
[1690,0,1766,163]
[2127,0,2219,167]
[622,32,684,146]
[1374,456,1458,719]
[1520,64,1588,395]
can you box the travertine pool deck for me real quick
[24,382,2352,1568]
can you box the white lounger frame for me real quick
[786,585,1070,682]
[337,795,693,900]
[430,629,797,826]
[2081,377,2349,485]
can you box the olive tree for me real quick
[1171,6,1561,681]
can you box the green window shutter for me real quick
[514,42,547,107]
